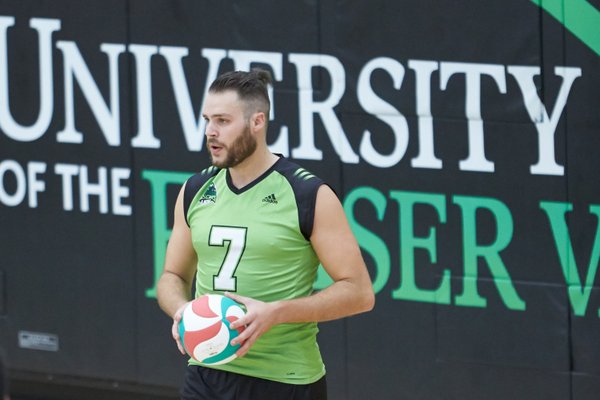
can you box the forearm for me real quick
[272,278,374,325]
[157,271,194,318]
[227,278,373,357]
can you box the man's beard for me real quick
[207,125,257,169]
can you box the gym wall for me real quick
[0,1,599,399]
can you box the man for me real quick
[157,69,374,400]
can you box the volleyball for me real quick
[178,294,246,365]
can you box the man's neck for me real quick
[228,148,279,189]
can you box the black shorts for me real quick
[180,365,328,400]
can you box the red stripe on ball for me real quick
[192,295,219,318]
[183,321,222,352]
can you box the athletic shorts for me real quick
[180,365,328,400]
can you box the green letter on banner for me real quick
[314,186,391,293]
[142,169,192,298]
[540,201,600,317]
[390,191,451,304]
[341,186,390,294]
[453,195,525,310]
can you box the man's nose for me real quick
[205,121,218,137]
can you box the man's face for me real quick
[202,90,257,168]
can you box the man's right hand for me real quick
[172,302,190,355]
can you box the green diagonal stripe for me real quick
[530,0,600,56]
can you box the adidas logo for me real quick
[262,193,278,204]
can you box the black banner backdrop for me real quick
[0,1,599,399]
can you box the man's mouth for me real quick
[208,140,224,153]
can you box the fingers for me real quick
[225,292,251,331]
[222,294,277,358]
[228,305,257,357]
[231,324,257,358]
[230,321,250,347]
[228,315,247,331]
[172,302,189,356]
[172,319,186,355]
[235,340,253,358]
[224,291,248,306]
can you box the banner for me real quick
[0,1,598,399]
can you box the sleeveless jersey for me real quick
[183,156,326,384]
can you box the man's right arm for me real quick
[156,184,198,347]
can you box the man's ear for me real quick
[251,111,266,132]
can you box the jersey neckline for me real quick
[225,154,284,195]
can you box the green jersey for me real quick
[183,156,326,384]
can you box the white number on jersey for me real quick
[209,225,247,291]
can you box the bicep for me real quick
[310,185,368,283]
[163,184,197,284]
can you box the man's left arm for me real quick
[228,184,375,356]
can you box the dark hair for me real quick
[209,69,272,118]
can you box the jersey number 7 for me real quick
[209,225,248,292]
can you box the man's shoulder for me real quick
[272,157,323,189]
[183,166,221,224]
[271,157,326,240]
[186,166,221,191]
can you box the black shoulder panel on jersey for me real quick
[183,166,219,226]
[274,157,326,241]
